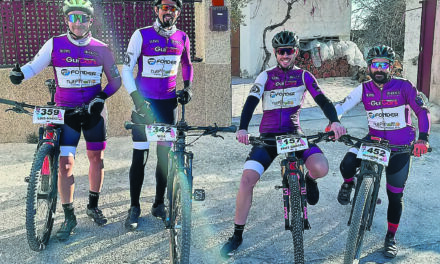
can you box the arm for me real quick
[101,47,121,98]
[121,30,142,95]
[406,84,431,141]
[334,84,363,119]
[177,34,194,105]
[21,38,53,80]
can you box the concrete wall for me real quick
[0,1,232,143]
[403,0,422,85]
[240,0,351,77]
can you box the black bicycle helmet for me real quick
[366,45,395,63]
[272,31,299,49]
[154,0,182,9]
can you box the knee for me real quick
[340,152,358,178]
[240,170,260,190]
[306,154,328,178]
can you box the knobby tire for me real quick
[344,176,374,264]
[170,171,192,264]
[25,143,58,252]
[288,174,305,263]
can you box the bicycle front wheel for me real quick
[344,176,374,264]
[26,143,58,251]
[288,174,304,263]
[169,171,192,264]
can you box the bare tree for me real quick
[260,0,300,71]
[351,0,406,59]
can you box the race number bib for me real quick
[276,135,309,154]
[33,107,65,124]
[356,144,391,166]
[146,124,177,142]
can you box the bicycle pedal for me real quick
[274,185,283,189]
[24,176,30,183]
[193,189,205,201]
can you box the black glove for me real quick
[9,63,24,85]
[88,91,107,115]
[177,86,192,105]
[130,90,154,124]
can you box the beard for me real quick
[370,71,390,84]
[160,15,175,27]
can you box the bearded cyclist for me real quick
[334,45,431,258]
[121,0,193,230]
[220,30,346,258]
[9,0,121,241]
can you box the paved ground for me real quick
[0,77,439,263]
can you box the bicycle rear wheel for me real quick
[169,171,192,264]
[26,143,58,251]
[288,174,304,263]
[344,176,374,264]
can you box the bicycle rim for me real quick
[169,171,192,264]
[25,144,57,252]
[288,174,304,263]
[343,176,374,264]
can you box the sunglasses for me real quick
[158,4,180,12]
[67,14,91,23]
[371,62,390,69]
[276,48,296,56]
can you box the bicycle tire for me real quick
[169,171,192,264]
[25,143,58,252]
[288,174,305,263]
[343,176,374,264]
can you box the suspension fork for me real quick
[280,159,291,230]
[366,165,384,231]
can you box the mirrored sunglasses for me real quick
[158,4,180,12]
[371,62,390,69]
[276,48,295,56]
[68,14,91,23]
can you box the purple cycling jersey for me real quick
[122,26,193,100]
[21,33,121,107]
[336,77,431,145]
[249,66,324,134]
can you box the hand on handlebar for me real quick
[236,129,249,145]
[328,122,346,140]
[413,140,429,157]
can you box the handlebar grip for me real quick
[217,125,237,133]
[428,147,433,152]
[124,121,134,130]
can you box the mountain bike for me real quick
[124,102,236,264]
[337,134,432,264]
[0,79,87,251]
[248,132,334,264]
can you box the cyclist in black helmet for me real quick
[335,44,431,258]
[220,30,346,258]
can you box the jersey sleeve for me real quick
[181,33,193,83]
[335,84,363,118]
[302,71,324,98]
[248,71,267,99]
[121,29,142,95]
[101,46,121,98]
[404,82,431,137]
[21,38,53,80]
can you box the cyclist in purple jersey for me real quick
[220,31,346,258]
[9,0,122,241]
[121,0,193,230]
[335,45,431,258]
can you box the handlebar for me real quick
[124,121,237,135]
[0,97,88,116]
[338,134,433,154]
[249,131,335,146]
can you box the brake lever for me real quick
[212,133,224,139]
